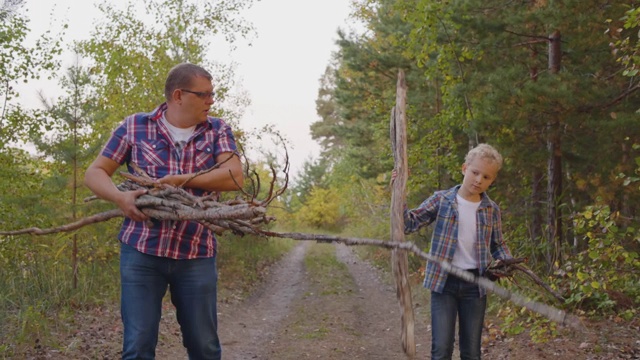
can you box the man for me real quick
[84,62,243,360]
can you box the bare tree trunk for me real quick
[530,169,545,267]
[620,142,631,226]
[547,30,563,269]
[390,69,416,358]
[72,113,79,290]
[528,44,545,267]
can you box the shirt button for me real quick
[207,148,211,152]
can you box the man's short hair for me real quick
[164,63,213,101]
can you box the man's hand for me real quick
[115,189,149,222]
[158,174,185,188]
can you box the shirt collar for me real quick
[447,184,493,208]
[148,102,213,131]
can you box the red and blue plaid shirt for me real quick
[100,103,238,259]
[403,185,512,296]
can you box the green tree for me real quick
[77,0,255,138]
[32,59,105,288]
[0,0,64,147]
[312,0,462,200]
[396,0,640,266]
[312,0,640,272]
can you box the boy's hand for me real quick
[390,169,397,185]
[485,259,508,281]
[485,258,526,281]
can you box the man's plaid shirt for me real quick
[403,185,511,296]
[100,103,238,259]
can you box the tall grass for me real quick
[0,238,120,356]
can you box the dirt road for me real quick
[217,242,431,359]
[21,241,639,359]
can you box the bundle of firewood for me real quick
[0,153,288,237]
[113,176,274,236]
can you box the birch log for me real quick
[390,69,416,358]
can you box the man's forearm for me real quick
[84,168,122,204]
[164,167,244,192]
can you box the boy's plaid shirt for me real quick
[403,185,511,296]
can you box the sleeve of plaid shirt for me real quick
[402,192,442,234]
[489,204,512,260]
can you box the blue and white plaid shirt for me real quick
[403,185,512,296]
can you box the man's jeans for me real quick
[430,272,486,360]
[120,243,220,360]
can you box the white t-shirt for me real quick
[160,114,195,152]
[452,194,481,270]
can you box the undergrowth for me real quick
[0,232,294,357]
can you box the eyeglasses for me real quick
[180,89,215,99]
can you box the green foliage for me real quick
[295,187,345,230]
[0,2,65,148]
[291,157,330,205]
[609,6,640,78]
[555,204,640,314]
[0,149,51,229]
[77,0,254,137]
[494,303,559,343]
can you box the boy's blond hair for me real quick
[465,143,503,170]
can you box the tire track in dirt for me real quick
[333,243,431,359]
[218,242,310,359]
[218,241,431,359]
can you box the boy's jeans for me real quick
[430,272,486,360]
[120,243,220,360]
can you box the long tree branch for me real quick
[0,217,582,329]
[0,209,123,235]
[256,230,582,330]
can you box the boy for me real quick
[401,143,512,360]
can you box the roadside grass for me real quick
[303,242,354,296]
[0,241,121,357]
[285,242,359,342]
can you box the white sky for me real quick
[19,0,358,179]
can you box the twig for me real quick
[180,152,236,187]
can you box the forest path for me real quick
[21,242,639,359]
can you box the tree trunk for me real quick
[530,169,545,266]
[528,44,544,267]
[72,116,79,290]
[390,69,416,358]
[547,30,563,269]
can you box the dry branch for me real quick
[0,144,581,334]
[0,209,123,236]
[487,258,565,304]
[389,68,416,357]
[256,230,582,330]
[0,208,582,330]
